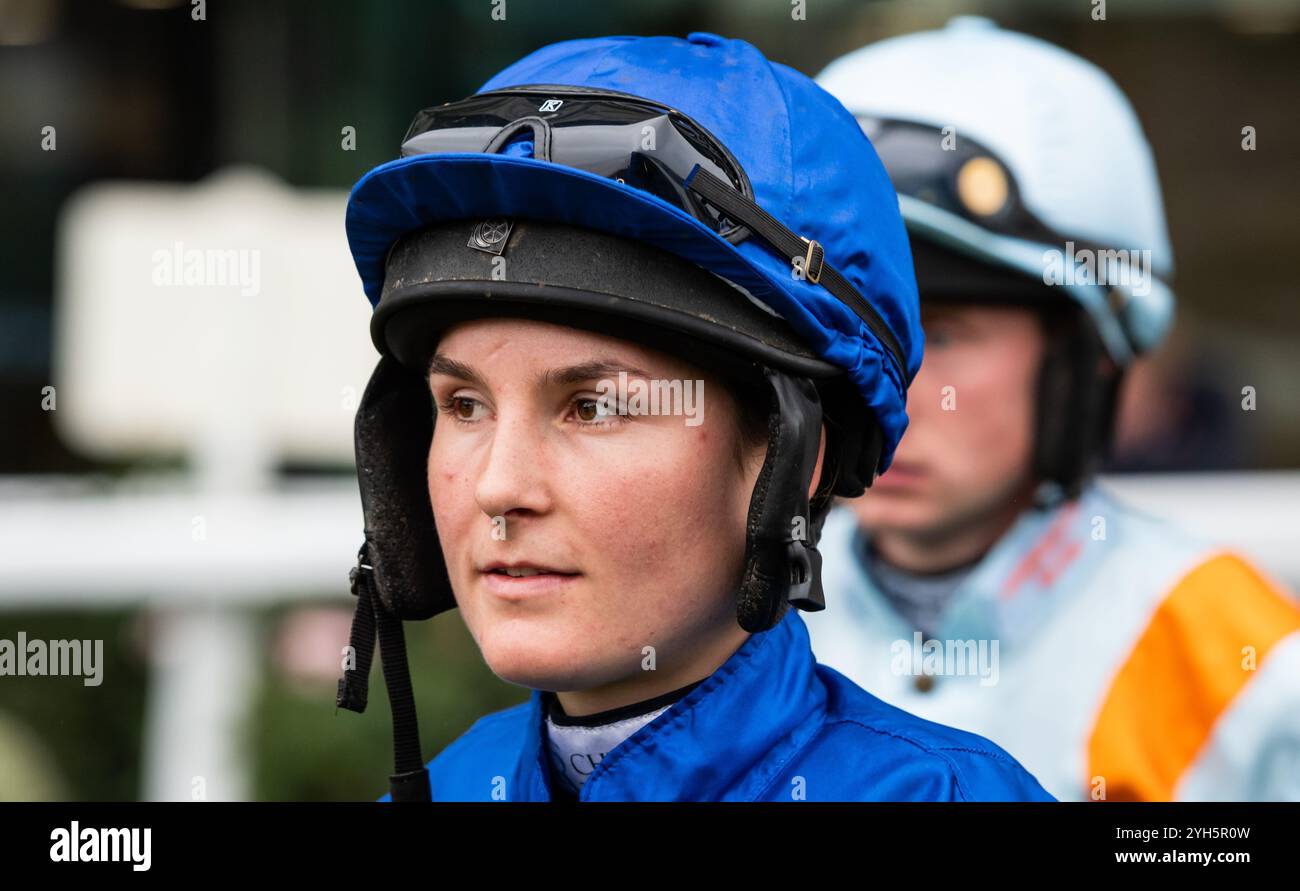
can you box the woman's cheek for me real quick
[609,443,731,584]
[428,451,476,594]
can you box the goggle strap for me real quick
[687,166,909,384]
[483,116,553,161]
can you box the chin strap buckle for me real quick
[337,544,377,714]
[786,534,825,612]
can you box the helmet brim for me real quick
[374,219,841,385]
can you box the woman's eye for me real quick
[440,395,486,422]
[573,396,623,425]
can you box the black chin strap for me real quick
[337,542,432,802]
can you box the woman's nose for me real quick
[472,410,553,523]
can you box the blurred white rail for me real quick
[1096,470,1300,583]
[0,475,362,606]
[1,471,1297,601]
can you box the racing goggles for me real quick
[401,86,754,242]
[858,115,1172,358]
[399,86,909,383]
[859,115,1099,252]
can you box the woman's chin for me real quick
[478,633,596,692]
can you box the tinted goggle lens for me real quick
[858,116,1062,246]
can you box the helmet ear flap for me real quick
[736,368,828,633]
[355,355,456,620]
[1031,307,1122,503]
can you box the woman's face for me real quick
[427,317,764,701]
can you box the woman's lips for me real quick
[478,566,581,600]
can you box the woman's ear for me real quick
[806,423,827,502]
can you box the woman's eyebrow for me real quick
[544,360,650,386]
[428,354,486,388]
[427,355,650,388]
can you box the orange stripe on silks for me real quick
[1086,552,1300,801]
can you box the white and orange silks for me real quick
[805,484,1300,801]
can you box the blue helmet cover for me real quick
[345,33,923,468]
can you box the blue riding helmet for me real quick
[346,32,922,466]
